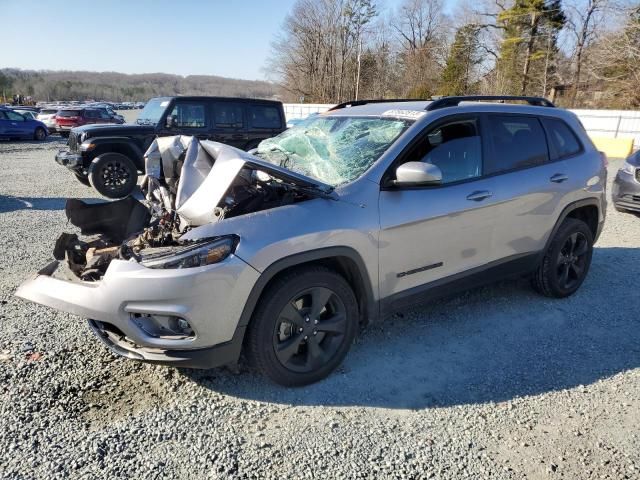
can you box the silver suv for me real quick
[16,96,607,386]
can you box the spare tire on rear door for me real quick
[88,152,138,198]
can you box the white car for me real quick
[36,108,61,133]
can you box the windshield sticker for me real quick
[160,101,169,107]
[381,109,425,120]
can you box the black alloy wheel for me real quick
[555,231,589,290]
[532,217,593,298]
[88,153,137,198]
[246,266,358,386]
[99,159,130,191]
[273,286,348,374]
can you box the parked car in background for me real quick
[37,108,61,133]
[612,149,640,213]
[19,96,606,386]
[0,107,48,140]
[56,107,123,137]
[54,96,287,197]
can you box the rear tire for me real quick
[88,153,138,198]
[246,266,358,386]
[531,218,593,298]
[34,127,47,141]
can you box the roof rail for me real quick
[328,98,424,111]
[426,95,555,111]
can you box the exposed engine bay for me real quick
[55,136,333,281]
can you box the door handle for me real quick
[466,190,493,201]
[231,134,244,139]
[550,173,568,183]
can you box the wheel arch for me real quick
[545,198,601,253]
[88,138,144,170]
[238,247,378,333]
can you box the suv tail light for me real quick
[599,151,608,167]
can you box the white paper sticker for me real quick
[160,101,169,107]
[381,109,426,120]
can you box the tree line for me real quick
[0,69,278,103]
[269,0,640,108]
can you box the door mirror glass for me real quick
[394,162,442,186]
[166,115,175,128]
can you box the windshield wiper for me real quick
[136,118,155,125]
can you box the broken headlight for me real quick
[140,236,238,269]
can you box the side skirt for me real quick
[380,252,541,317]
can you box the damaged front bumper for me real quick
[15,255,260,368]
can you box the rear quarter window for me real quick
[250,105,281,129]
[541,117,583,160]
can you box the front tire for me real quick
[532,218,593,298]
[73,172,91,187]
[34,127,47,141]
[246,266,358,386]
[88,153,137,198]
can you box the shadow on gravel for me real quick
[0,195,102,213]
[186,246,640,410]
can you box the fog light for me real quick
[131,313,195,339]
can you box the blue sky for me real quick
[2,0,454,80]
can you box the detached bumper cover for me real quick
[612,169,640,211]
[55,150,83,168]
[15,256,260,360]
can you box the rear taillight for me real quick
[599,151,608,167]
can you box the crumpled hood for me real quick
[144,136,334,227]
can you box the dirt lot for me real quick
[0,137,638,479]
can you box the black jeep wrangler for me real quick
[55,96,287,198]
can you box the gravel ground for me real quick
[0,136,638,479]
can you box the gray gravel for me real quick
[1,138,639,479]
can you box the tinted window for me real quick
[542,117,582,159]
[0,111,6,119]
[486,115,548,174]
[58,110,81,117]
[250,105,281,129]
[84,110,98,119]
[213,103,243,128]
[412,118,482,184]
[169,102,206,128]
[6,111,25,121]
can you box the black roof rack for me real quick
[328,98,424,111]
[426,95,555,111]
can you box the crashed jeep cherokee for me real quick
[16,97,606,386]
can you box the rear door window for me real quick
[541,117,582,160]
[485,115,549,174]
[249,105,281,129]
[169,102,206,128]
[213,103,244,128]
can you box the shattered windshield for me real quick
[136,98,169,125]
[255,115,410,186]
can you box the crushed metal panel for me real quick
[176,141,246,227]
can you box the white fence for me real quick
[283,103,640,148]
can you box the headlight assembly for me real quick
[140,236,238,269]
[80,141,96,151]
[621,161,636,175]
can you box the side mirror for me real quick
[166,115,175,128]
[394,161,442,186]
